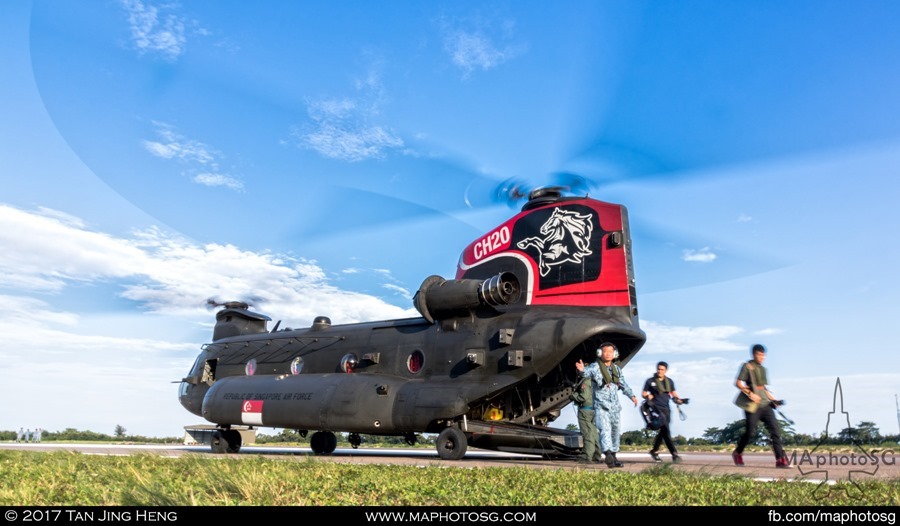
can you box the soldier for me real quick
[642,361,685,463]
[576,342,638,468]
[733,343,789,468]
[16,427,23,443]
[570,374,603,464]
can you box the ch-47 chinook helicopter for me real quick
[178,184,646,460]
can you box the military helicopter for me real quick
[178,182,646,459]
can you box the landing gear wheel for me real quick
[210,429,242,454]
[349,433,362,449]
[436,427,467,460]
[310,431,338,455]
[210,430,227,454]
[223,429,242,453]
[404,432,418,446]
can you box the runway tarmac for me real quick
[3,442,897,484]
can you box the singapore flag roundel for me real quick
[241,400,263,425]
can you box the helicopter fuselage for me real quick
[179,304,641,432]
[178,194,645,458]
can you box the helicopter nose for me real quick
[178,381,203,416]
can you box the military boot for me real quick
[605,451,623,468]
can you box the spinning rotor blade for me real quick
[467,172,596,210]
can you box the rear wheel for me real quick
[436,427,467,460]
[310,431,337,455]
[224,429,242,453]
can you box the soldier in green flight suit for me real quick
[571,375,603,464]
[733,343,789,468]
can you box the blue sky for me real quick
[2,0,899,441]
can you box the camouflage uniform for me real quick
[571,377,602,462]
[582,361,635,454]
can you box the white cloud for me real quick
[142,122,215,164]
[0,295,80,328]
[120,0,187,61]
[0,299,192,356]
[445,32,514,76]
[682,246,717,263]
[0,205,150,292]
[297,94,403,162]
[295,59,406,162]
[34,207,85,228]
[0,204,415,324]
[737,213,753,223]
[300,120,403,162]
[639,320,746,354]
[754,328,784,336]
[142,122,244,192]
[440,16,524,78]
[192,173,244,191]
[383,283,412,299]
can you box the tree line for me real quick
[587,419,898,447]
[1,426,180,443]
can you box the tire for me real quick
[310,431,337,455]
[224,429,242,453]
[323,432,337,454]
[210,430,228,454]
[436,427,468,460]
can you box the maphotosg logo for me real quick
[791,449,894,469]
[792,378,886,499]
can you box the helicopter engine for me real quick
[413,272,521,323]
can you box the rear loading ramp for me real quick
[462,420,582,459]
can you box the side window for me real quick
[290,356,304,375]
[407,350,424,374]
[340,354,358,373]
[202,359,217,384]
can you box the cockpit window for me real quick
[245,358,257,376]
[189,355,205,376]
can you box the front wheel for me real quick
[210,430,227,454]
[210,429,242,454]
[436,427,468,460]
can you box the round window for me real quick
[340,353,358,373]
[407,350,424,374]
[245,358,257,376]
[290,356,304,375]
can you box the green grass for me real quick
[1,450,897,506]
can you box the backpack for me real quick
[570,377,589,405]
[640,400,663,431]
